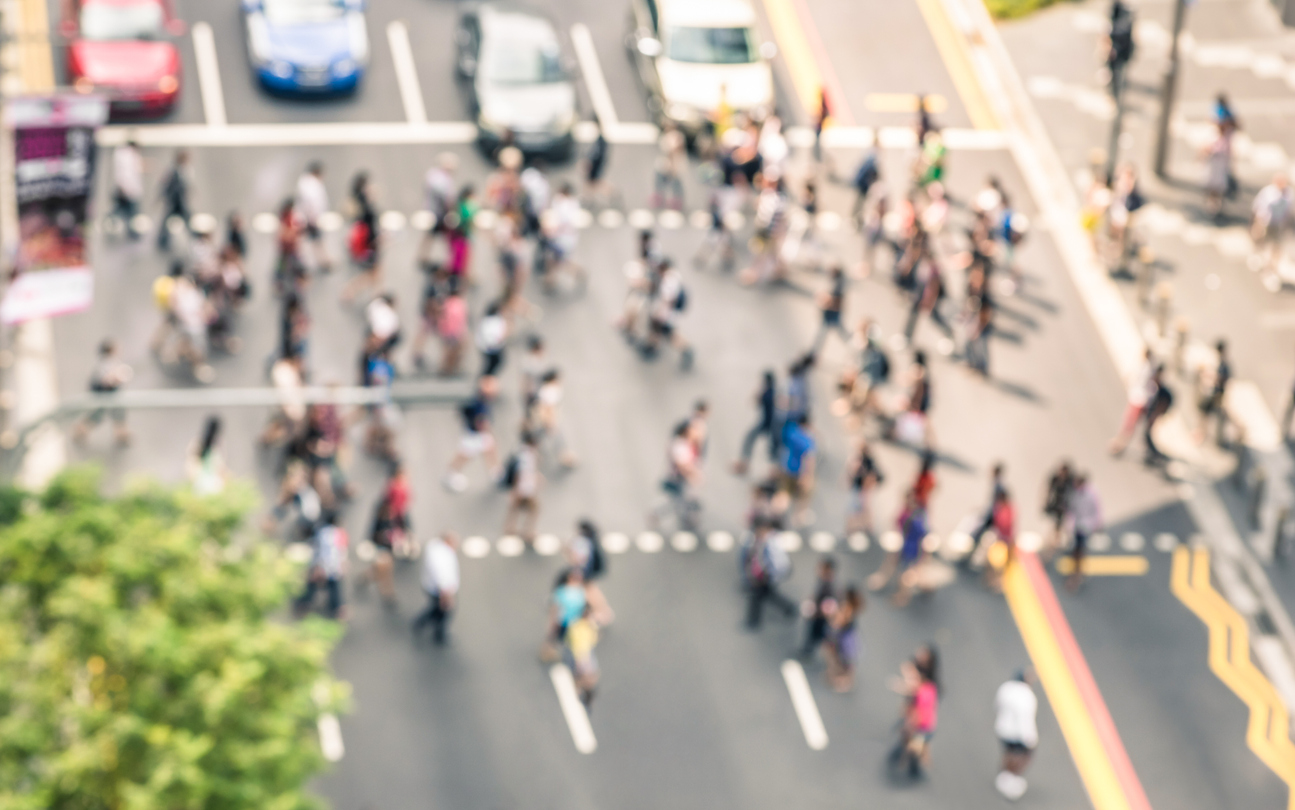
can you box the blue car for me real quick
[243,0,369,94]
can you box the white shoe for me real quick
[443,472,468,493]
[995,771,1027,801]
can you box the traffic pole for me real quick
[1154,0,1189,178]
[1105,63,1126,183]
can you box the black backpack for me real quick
[499,454,519,489]
[673,286,688,312]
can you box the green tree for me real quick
[0,468,348,810]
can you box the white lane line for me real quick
[549,663,597,754]
[570,23,619,129]
[386,21,428,125]
[191,22,227,127]
[781,660,828,750]
[317,713,345,761]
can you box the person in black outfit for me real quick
[733,369,779,475]
[1143,365,1174,465]
[801,556,837,658]
[157,149,192,252]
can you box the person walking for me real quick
[295,160,333,273]
[969,463,1007,552]
[293,512,348,620]
[824,585,863,692]
[801,556,837,659]
[846,440,883,538]
[652,124,686,210]
[744,517,796,628]
[502,431,543,543]
[649,419,703,531]
[732,369,779,476]
[1109,348,1156,455]
[566,602,601,710]
[1142,364,1174,466]
[476,300,509,381]
[566,519,613,625]
[1251,173,1292,277]
[889,644,940,778]
[850,141,881,229]
[1067,473,1104,591]
[187,415,228,496]
[363,463,411,606]
[1196,339,1232,445]
[642,258,695,370]
[582,122,612,207]
[444,377,502,492]
[779,413,817,527]
[420,152,459,264]
[812,265,849,353]
[995,670,1039,800]
[72,338,133,446]
[341,171,381,303]
[542,567,588,661]
[1042,461,1074,557]
[111,140,144,239]
[156,149,192,252]
[1204,120,1236,222]
[413,533,460,644]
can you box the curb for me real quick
[942,0,1295,716]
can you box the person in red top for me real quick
[889,644,941,779]
[362,462,412,605]
[911,450,937,508]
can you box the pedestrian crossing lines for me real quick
[306,528,1192,570]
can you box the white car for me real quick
[626,0,776,136]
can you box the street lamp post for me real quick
[1154,0,1190,178]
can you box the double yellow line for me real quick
[1172,547,1295,808]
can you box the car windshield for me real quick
[79,1,164,41]
[665,26,756,64]
[482,35,564,84]
[263,0,345,25]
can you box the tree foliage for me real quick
[0,468,348,810]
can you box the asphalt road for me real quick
[33,0,1293,806]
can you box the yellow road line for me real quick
[18,0,55,92]
[759,0,821,119]
[1055,555,1149,576]
[1003,561,1131,810]
[912,0,999,131]
[1171,547,1295,807]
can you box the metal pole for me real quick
[1154,0,1189,178]
[1105,62,1126,182]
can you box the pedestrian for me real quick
[733,369,779,476]
[566,602,601,710]
[1067,472,1103,592]
[846,439,883,538]
[903,258,954,346]
[413,532,460,644]
[582,122,613,207]
[649,419,703,531]
[295,160,332,272]
[824,585,863,692]
[186,415,228,496]
[224,210,247,261]
[778,413,817,527]
[1196,339,1232,445]
[1109,348,1155,455]
[419,152,459,264]
[995,669,1039,800]
[642,257,695,370]
[363,463,411,606]
[530,369,576,468]
[889,644,940,778]
[1042,460,1074,557]
[868,488,928,604]
[156,149,192,252]
[801,556,837,658]
[447,184,478,284]
[652,124,686,210]
[542,567,587,661]
[111,139,143,239]
[1204,120,1235,222]
[1251,173,1292,277]
[837,319,890,421]
[783,353,815,425]
[476,299,509,380]
[341,171,381,302]
[965,296,994,376]
[969,463,1007,549]
[812,265,849,353]
[1142,364,1174,466]
[293,511,348,621]
[273,197,306,297]
[502,431,542,543]
[566,519,614,625]
[850,139,881,231]
[434,275,469,375]
[72,338,132,446]
[812,87,832,165]
[744,517,796,628]
[983,487,1016,592]
[444,376,502,493]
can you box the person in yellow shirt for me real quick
[566,603,600,710]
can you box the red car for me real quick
[61,0,184,116]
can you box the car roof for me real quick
[477,3,559,40]
[657,0,757,28]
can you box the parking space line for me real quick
[386,21,428,125]
[191,22,227,127]
[570,23,619,130]
[781,659,828,750]
[549,663,597,754]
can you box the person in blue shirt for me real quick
[780,413,817,527]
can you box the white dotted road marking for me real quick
[319,211,344,232]
[409,210,434,232]
[939,532,973,562]
[809,531,836,553]
[497,535,525,557]
[597,209,624,228]
[689,210,712,229]
[777,531,803,553]
[658,209,684,229]
[549,663,597,754]
[1154,532,1179,553]
[628,209,654,229]
[355,540,376,562]
[573,208,594,229]
[922,533,941,554]
[166,215,188,235]
[671,531,698,552]
[707,530,735,552]
[603,532,631,554]
[880,530,902,553]
[462,535,491,558]
[636,531,664,553]
[1120,532,1145,552]
[285,542,313,564]
[1088,532,1112,552]
[815,211,841,232]
[130,213,153,234]
[252,212,279,234]
[379,210,406,232]
[535,533,562,556]
[781,660,829,751]
[1205,273,1222,291]
[474,209,498,230]
[847,532,870,552]
[1017,531,1043,554]
[189,212,218,234]
[722,211,746,231]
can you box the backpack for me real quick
[348,220,371,262]
[672,285,688,312]
[499,453,519,489]
[587,536,606,577]
[854,156,879,194]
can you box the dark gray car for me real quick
[455,3,578,160]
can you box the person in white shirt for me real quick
[1067,473,1104,592]
[540,183,585,292]
[995,670,1039,800]
[1109,348,1156,455]
[365,293,401,353]
[1252,173,1292,275]
[531,368,576,467]
[112,140,144,239]
[413,533,461,644]
[295,161,332,272]
[476,301,509,379]
[503,432,543,543]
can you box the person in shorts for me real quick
[443,377,501,493]
[73,339,133,445]
[503,431,542,543]
[995,670,1039,800]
